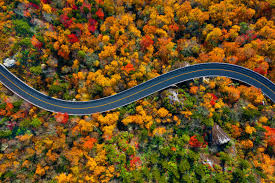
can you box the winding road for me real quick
[0,63,274,115]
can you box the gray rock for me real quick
[161,88,184,105]
[167,89,181,104]
[212,124,231,145]
[200,153,220,168]
[3,58,16,67]
[1,143,8,151]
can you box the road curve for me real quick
[0,63,274,115]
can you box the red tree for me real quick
[140,35,154,51]
[210,93,218,106]
[88,18,97,33]
[96,8,104,20]
[60,14,73,28]
[67,34,79,43]
[189,135,208,148]
[55,112,69,124]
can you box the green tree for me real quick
[13,19,33,36]
[30,117,42,128]
[30,66,42,75]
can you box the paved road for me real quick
[0,63,274,115]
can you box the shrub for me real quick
[0,130,12,138]
[241,108,260,121]
[30,66,42,75]
[152,167,161,182]
[212,173,228,183]
[0,117,8,125]
[238,159,250,170]
[19,119,32,128]
[150,152,159,164]
[202,118,214,127]
[1,170,16,180]
[181,174,193,183]
[240,22,249,34]
[219,152,230,164]
[195,164,205,179]
[19,38,32,48]
[160,146,169,156]
[13,100,23,108]
[15,127,30,136]
[78,50,86,58]
[232,169,246,183]
[12,100,23,113]
[187,150,199,163]
[179,159,190,173]
[183,97,195,109]
[131,170,144,182]
[162,97,178,113]
[13,19,33,36]
[0,103,7,109]
[49,85,63,95]
[30,117,42,128]
[167,161,179,179]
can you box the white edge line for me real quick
[1,62,274,104]
[93,75,274,116]
[1,63,274,115]
[1,73,274,116]
[0,80,59,114]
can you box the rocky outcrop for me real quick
[200,153,221,168]
[3,58,16,67]
[161,88,184,105]
[167,89,181,104]
[212,124,231,145]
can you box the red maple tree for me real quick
[189,135,208,148]
[140,35,154,51]
[96,8,104,20]
[210,93,218,106]
[263,126,275,147]
[122,63,135,73]
[130,155,142,168]
[60,14,73,28]
[55,112,69,124]
[67,34,79,43]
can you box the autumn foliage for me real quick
[31,35,43,49]
[264,126,275,149]
[140,35,154,51]
[67,34,79,44]
[0,0,274,182]
[189,135,208,148]
[122,63,135,73]
[54,112,69,124]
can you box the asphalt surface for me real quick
[0,63,274,115]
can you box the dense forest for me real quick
[0,0,274,182]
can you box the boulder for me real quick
[3,58,16,67]
[212,123,230,145]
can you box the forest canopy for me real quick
[0,0,274,182]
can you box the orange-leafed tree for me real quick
[55,112,69,124]
[140,35,154,51]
